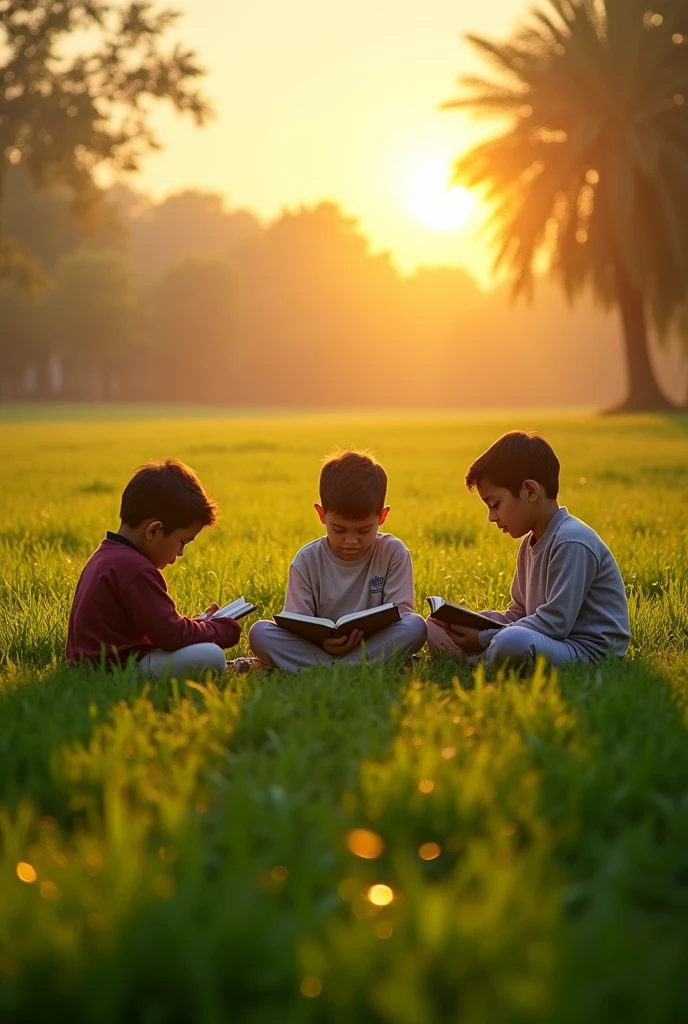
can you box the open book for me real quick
[274,603,400,646]
[426,596,505,632]
[199,597,256,621]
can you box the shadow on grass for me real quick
[6,651,688,1023]
[0,656,415,1022]
[0,653,416,825]
[297,654,688,1024]
[659,411,688,434]
[526,657,688,1022]
[0,662,187,817]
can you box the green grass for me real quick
[1,408,687,1022]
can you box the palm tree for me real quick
[445,0,688,411]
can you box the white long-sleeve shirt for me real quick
[478,507,630,659]
[283,533,415,620]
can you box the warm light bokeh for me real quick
[367,884,394,906]
[346,828,385,859]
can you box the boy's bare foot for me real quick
[227,657,270,675]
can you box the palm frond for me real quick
[463,34,531,82]
[443,0,688,329]
[442,78,529,115]
[526,6,571,43]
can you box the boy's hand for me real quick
[322,630,364,657]
[446,624,485,654]
[195,602,220,621]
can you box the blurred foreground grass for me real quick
[0,408,687,1022]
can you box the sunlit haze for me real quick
[405,157,475,231]
[130,0,530,285]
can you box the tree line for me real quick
[1,0,686,409]
[1,166,685,408]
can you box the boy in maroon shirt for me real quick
[67,458,242,678]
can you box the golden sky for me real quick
[136,0,530,283]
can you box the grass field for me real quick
[1,406,687,1023]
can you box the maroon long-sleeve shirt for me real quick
[66,533,241,665]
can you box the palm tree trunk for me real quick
[609,260,677,412]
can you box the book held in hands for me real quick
[426,596,504,632]
[274,603,401,646]
[207,597,256,621]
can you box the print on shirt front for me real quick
[369,575,385,593]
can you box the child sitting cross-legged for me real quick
[249,450,427,672]
[66,459,244,678]
[427,431,631,668]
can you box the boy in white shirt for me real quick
[249,451,427,672]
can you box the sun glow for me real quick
[406,157,475,231]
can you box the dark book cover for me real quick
[274,603,400,646]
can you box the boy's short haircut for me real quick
[320,450,387,519]
[120,458,218,532]
[465,431,560,499]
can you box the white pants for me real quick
[426,617,586,668]
[137,642,227,679]
[249,614,427,674]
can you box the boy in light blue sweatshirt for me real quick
[427,431,630,667]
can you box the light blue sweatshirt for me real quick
[478,507,631,660]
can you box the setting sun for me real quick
[406,158,475,231]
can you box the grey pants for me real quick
[249,614,427,673]
[426,617,587,668]
[138,642,227,679]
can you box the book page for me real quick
[336,603,396,627]
[211,597,255,620]
[275,612,336,629]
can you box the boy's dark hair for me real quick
[319,450,387,519]
[120,459,218,532]
[465,431,560,499]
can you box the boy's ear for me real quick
[378,505,391,525]
[522,480,540,503]
[314,503,327,525]
[144,519,165,541]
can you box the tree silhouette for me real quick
[118,188,261,280]
[445,0,688,411]
[0,0,212,292]
[230,202,407,405]
[147,255,234,400]
[47,248,141,397]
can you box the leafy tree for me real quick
[231,202,406,405]
[445,0,688,410]
[3,165,124,268]
[0,0,212,292]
